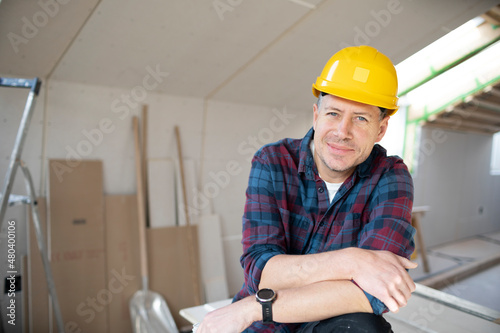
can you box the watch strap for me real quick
[262,301,273,323]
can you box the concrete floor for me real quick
[413,231,500,311]
[440,264,500,312]
[385,230,500,332]
[386,292,500,333]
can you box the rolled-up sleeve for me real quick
[357,159,416,314]
[239,150,287,295]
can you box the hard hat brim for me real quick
[312,82,398,115]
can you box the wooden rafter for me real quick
[423,81,500,135]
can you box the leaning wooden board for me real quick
[48,159,108,332]
[147,225,202,328]
[105,195,141,333]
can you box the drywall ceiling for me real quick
[1,0,499,112]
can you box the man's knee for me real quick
[301,312,393,333]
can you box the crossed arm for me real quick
[198,247,417,333]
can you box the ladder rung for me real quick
[0,77,41,95]
[0,194,31,206]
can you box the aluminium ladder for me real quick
[0,78,64,333]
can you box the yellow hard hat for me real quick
[312,45,399,115]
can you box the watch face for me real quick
[257,288,275,302]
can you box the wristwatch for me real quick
[255,288,276,323]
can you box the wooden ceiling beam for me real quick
[428,116,500,133]
[482,5,500,25]
[469,99,500,113]
[486,87,500,99]
[451,108,500,124]
[424,122,497,135]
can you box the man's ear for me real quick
[376,116,390,142]
[313,103,319,130]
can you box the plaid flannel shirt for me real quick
[233,127,415,332]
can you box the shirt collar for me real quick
[356,144,386,178]
[298,127,316,179]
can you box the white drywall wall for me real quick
[0,78,310,297]
[413,126,500,248]
[201,99,310,294]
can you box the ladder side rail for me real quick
[20,163,65,333]
[0,78,40,227]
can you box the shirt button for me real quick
[319,222,325,227]
[318,187,324,193]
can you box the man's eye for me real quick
[357,116,367,121]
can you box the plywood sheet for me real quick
[105,195,141,333]
[147,225,201,328]
[48,159,107,332]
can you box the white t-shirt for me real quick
[311,141,343,203]
[324,181,342,203]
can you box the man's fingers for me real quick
[397,255,418,269]
[398,279,412,301]
[394,294,407,310]
[397,266,416,293]
[391,256,417,294]
[385,297,399,313]
[386,288,410,313]
[407,276,417,293]
[399,269,417,297]
[388,276,411,308]
[407,260,418,269]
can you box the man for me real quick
[198,45,417,332]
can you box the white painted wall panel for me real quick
[0,79,311,297]
[148,159,176,228]
[413,127,500,248]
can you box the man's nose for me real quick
[335,117,353,139]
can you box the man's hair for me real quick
[316,92,389,120]
[379,107,389,120]
[316,92,326,110]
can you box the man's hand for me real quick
[347,248,418,313]
[197,296,259,333]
